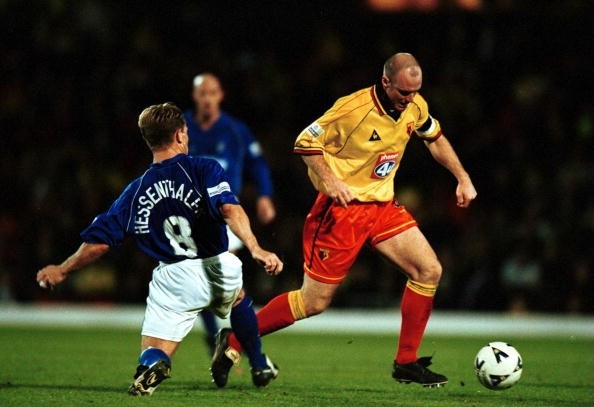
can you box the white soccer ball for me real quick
[474,341,523,390]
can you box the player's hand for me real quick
[251,248,283,276]
[36,265,68,289]
[456,177,477,208]
[256,196,276,224]
[325,179,354,207]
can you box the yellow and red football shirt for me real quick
[294,85,442,202]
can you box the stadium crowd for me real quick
[1,1,592,314]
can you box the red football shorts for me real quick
[302,193,418,284]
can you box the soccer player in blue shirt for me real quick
[36,102,283,395]
[184,73,277,353]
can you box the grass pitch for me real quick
[0,326,592,407]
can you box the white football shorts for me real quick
[141,252,243,342]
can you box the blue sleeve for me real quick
[240,123,274,197]
[198,158,241,218]
[80,184,134,246]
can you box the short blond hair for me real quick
[138,102,185,149]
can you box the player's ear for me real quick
[174,128,184,144]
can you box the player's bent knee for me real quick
[292,289,328,317]
[425,261,443,283]
[304,298,331,316]
[414,260,442,285]
[300,287,335,317]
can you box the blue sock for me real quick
[200,309,219,338]
[230,296,266,369]
[139,347,171,368]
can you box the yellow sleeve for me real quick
[294,89,372,156]
[294,121,325,155]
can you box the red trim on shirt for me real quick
[371,86,386,116]
[294,149,323,156]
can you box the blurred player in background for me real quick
[184,73,277,354]
[212,53,477,388]
[36,102,282,395]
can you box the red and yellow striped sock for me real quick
[229,290,307,352]
[395,280,437,364]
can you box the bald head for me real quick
[193,72,218,88]
[381,53,423,112]
[192,72,224,125]
[383,53,421,81]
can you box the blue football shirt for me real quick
[80,154,240,262]
[184,110,273,197]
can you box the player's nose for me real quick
[404,93,415,102]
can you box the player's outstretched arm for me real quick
[220,203,283,275]
[36,242,110,289]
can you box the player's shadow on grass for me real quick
[0,380,268,394]
[0,382,127,394]
[167,380,260,392]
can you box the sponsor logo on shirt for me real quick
[370,152,399,179]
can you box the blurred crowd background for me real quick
[2,0,592,314]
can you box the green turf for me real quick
[0,326,592,406]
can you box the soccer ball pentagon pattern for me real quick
[474,342,523,390]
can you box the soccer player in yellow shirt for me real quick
[211,52,477,388]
